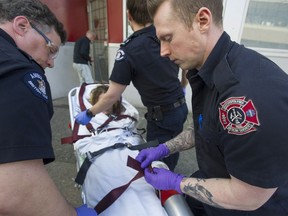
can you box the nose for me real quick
[47,58,55,68]
[160,42,170,57]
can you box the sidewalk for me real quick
[46,97,198,207]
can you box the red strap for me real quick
[78,83,88,111]
[94,156,144,214]
[61,83,95,144]
[61,122,92,144]
[78,83,96,133]
[96,114,137,132]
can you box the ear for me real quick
[127,10,133,22]
[12,16,30,36]
[195,7,211,33]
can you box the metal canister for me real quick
[151,161,194,216]
[160,190,194,216]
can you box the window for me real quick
[88,0,109,82]
[241,0,288,50]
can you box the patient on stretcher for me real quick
[73,84,167,216]
[89,85,123,117]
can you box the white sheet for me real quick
[72,84,167,216]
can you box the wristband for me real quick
[86,109,95,118]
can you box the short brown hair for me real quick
[147,0,223,28]
[127,0,152,26]
[0,0,67,44]
[89,85,123,116]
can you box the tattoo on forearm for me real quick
[183,181,224,209]
[166,127,195,154]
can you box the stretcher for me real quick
[64,83,167,216]
[63,83,194,216]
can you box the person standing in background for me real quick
[0,0,97,215]
[75,0,188,171]
[73,30,97,85]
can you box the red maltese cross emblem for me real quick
[219,96,260,135]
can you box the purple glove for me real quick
[75,109,92,125]
[136,144,170,168]
[76,204,97,216]
[144,167,184,194]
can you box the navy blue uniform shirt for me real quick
[0,28,55,165]
[110,25,184,107]
[188,32,288,215]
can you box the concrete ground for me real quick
[46,97,198,207]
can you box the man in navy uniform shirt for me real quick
[75,0,188,171]
[136,0,288,215]
[0,0,96,215]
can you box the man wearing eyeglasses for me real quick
[0,0,97,215]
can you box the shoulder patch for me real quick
[115,49,126,62]
[23,72,48,103]
[218,96,260,135]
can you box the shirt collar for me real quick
[198,32,233,89]
[0,28,17,47]
[188,32,239,91]
[0,28,44,71]
[132,24,155,37]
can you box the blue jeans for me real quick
[145,103,188,171]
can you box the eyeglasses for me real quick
[30,23,59,60]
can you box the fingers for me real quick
[75,112,84,124]
[135,151,145,163]
[144,167,163,190]
[75,111,92,125]
[136,149,152,169]
[136,144,169,169]
[144,167,158,182]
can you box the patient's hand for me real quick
[75,110,93,125]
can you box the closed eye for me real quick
[158,34,172,43]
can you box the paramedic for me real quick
[73,30,97,85]
[75,0,188,171]
[0,0,97,215]
[136,0,288,215]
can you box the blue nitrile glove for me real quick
[75,109,93,125]
[136,144,170,169]
[144,167,184,194]
[76,204,97,216]
[182,87,186,96]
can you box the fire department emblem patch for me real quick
[219,96,260,135]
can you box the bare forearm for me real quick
[89,81,126,116]
[89,94,117,115]
[180,176,276,211]
[165,126,195,154]
[0,160,77,216]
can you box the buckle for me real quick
[109,114,117,120]
[125,142,132,148]
[96,127,103,134]
[88,127,96,135]
[86,151,94,162]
